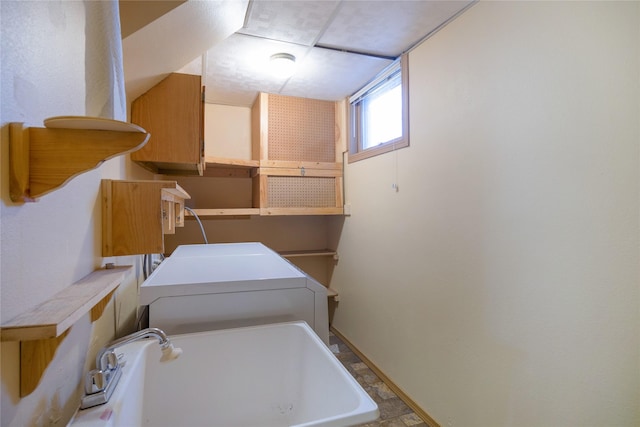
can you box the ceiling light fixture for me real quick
[269,53,296,78]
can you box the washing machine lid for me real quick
[170,242,274,258]
[139,243,306,305]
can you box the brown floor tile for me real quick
[329,332,425,427]
[400,413,428,426]
[375,396,414,419]
[360,417,408,427]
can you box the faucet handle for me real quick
[103,350,119,370]
[85,369,107,394]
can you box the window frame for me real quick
[348,54,409,163]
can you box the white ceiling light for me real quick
[269,53,296,78]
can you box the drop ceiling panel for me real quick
[203,33,311,106]
[281,48,393,101]
[318,0,473,57]
[239,0,340,46]
[122,0,475,107]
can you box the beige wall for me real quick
[331,1,639,426]
[1,2,147,426]
[204,104,252,160]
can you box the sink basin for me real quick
[69,322,379,426]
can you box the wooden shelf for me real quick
[278,250,340,300]
[261,207,344,216]
[205,156,259,169]
[0,266,132,342]
[187,208,260,218]
[161,185,191,201]
[175,158,260,217]
[258,160,341,170]
[0,266,132,397]
[9,117,149,203]
[279,249,337,258]
[203,157,259,178]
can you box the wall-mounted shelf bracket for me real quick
[9,117,149,203]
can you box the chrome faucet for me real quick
[80,327,182,409]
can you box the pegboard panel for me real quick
[267,176,337,208]
[268,94,335,163]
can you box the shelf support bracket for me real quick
[20,330,69,397]
[9,120,149,203]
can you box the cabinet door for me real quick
[131,73,203,173]
[102,180,190,256]
[252,93,339,165]
[255,168,343,216]
[103,180,165,256]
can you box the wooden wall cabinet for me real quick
[102,179,190,256]
[131,73,204,175]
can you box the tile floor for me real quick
[329,332,429,427]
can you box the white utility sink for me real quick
[69,322,379,427]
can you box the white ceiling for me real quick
[123,0,474,107]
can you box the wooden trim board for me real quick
[330,326,440,427]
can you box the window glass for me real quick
[362,73,402,149]
[349,56,409,162]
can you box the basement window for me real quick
[349,55,409,163]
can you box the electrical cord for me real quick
[184,206,208,244]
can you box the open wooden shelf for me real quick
[0,265,132,397]
[9,117,149,202]
[0,266,132,342]
[278,249,340,300]
[279,249,337,258]
[186,208,260,218]
[205,156,259,168]
[203,156,259,178]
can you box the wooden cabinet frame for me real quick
[188,93,346,218]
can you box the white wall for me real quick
[1,2,144,426]
[331,1,639,426]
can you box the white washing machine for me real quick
[139,242,329,345]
